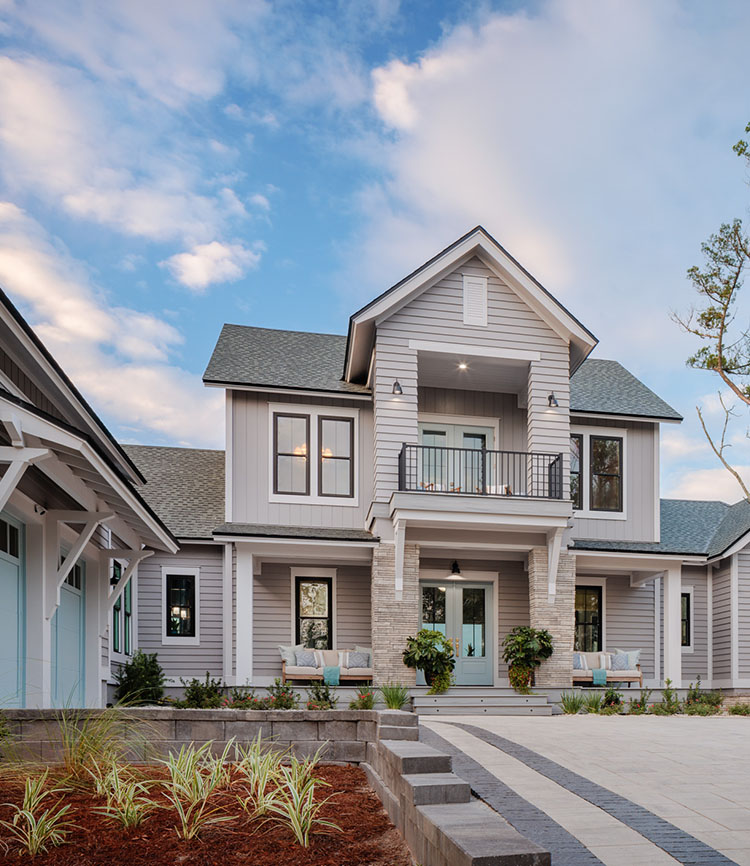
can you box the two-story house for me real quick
[124,226,750,696]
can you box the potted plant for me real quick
[403,629,455,694]
[502,626,553,694]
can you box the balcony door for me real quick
[417,422,495,494]
[420,581,493,686]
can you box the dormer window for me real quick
[462,274,488,326]
[273,413,310,495]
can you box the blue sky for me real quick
[0,0,749,501]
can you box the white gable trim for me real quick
[408,340,540,362]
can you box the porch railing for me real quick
[398,443,564,499]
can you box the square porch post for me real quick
[662,565,682,687]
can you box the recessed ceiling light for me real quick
[458,362,468,370]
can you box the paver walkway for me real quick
[421,716,750,866]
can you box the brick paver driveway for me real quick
[422,715,750,866]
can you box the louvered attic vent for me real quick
[462,274,488,326]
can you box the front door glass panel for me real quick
[421,585,447,636]
[461,587,486,658]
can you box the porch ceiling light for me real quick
[447,560,461,579]
[392,380,403,395]
[458,362,468,370]
[547,392,559,407]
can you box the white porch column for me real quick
[663,565,682,687]
[235,543,254,685]
[25,521,52,708]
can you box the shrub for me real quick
[177,673,224,709]
[685,678,723,710]
[379,682,410,710]
[502,627,553,695]
[583,692,602,713]
[602,686,623,709]
[684,702,719,716]
[349,686,375,709]
[403,630,455,692]
[599,705,619,715]
[0,770,76,857]
[306,681,338,710]
[113,651,166,705]
[729,702,750,715]
[649,702,675,716]
[628,688,652,714]
[559,691,585,714]
[661,678,681,714]
[266,678,300,710]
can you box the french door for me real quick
[420,581,493,686]
[417,422,495,493]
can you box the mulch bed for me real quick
[0,765,413,866]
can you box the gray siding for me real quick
[682,566,709,682]
[712,561,732,680]
[738,552,750,678]
[418,387,527,451]
[252,563,372,678]
[374,256,571,503]
[604,575,656,681]
[571,419,658,543]
[137,544,224,678]
[231,390,372,529]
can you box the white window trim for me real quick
[418,413,501,450]
[110,556,128,661]
[681,585,694,653]
[575,576,607,651]
[161,566,200,647]
[571,426,627,520]
[268,404,359,507]
[290,567,337,649]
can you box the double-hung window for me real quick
[271,406,358,504]
[112,561,122,654]
[569,430,625,516]
[162,567,199,645]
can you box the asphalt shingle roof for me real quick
[213,523,376,542]
[573,498,750,557]
[570,359,682,421]
[123,445,224,540]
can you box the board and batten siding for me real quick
[137,545,224,678]
[252,563,372,679]
[737,552,750,679]
[603,575,656,682]
[681,566,709,682]
[571,419,658,543]
[418,387,528,452]
[230,390,373,529]
[712,560,732,680]
[374,256,571,503]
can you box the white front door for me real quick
[417,422,495,494]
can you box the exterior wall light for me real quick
[392,381,403,395]
[548,392,559,407]
[447,560,461,579]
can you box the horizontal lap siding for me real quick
[571,419,657,542]
[712,563,731,679]
[682,567,709,682]
[232,391,373,529]
[738,553,750,677]
[137,545,224,678]
[604,576,655,680]
[252,563,372,678]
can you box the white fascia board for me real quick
[574,549,707,566]
[392,508,569,530]
[706,531,750,563]
[407,340,540,362]
[212,535,377,548]
[571,412,681,425]
[203,382,372,401]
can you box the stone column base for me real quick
[528,547,575,688]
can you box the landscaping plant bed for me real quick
[0,763,412,866]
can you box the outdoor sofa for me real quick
[572,650,643,687]
[279,646,373,683]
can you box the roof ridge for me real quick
[123,443,225,454]
[221,323,346,339]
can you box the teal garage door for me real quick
[52,560,85,707]
[0,515,24,707]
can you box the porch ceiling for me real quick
[417,350,529,394]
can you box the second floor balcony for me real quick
[398,443,564,500]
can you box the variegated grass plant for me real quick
[89,760,157,829]
[0,770,76,857]
[234,733,285,818]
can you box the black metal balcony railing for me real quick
[398,444,564,499]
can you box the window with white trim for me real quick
[681,590,693,650]
[162,567,200,645]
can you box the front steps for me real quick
[413,689,554,716]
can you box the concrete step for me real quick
[414,694,549,707]
[378,710,418,727]
[378,724,419,741]
[401,772,471,806]
[379,739,452,775]
[415,704,553,716]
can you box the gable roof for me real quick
[345,225,598,383]
[203,325,368,394]
[570,359,682,421]
[573,498,750,558]
[122,444,225,540]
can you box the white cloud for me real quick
[0,203,222,446]
[665,466,750,504]
[162,240,262,291]
[249,193,270,210]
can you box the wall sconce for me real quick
[547,392,559,407]
[446,560,461,579]
[392,381,403,395]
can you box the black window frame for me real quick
[112,561,122,654]
[273,412,310,496]
[295,576,333,649]
[165,573,196,639]
[575,585,603,652]
[318,415,354,498]
[570,433,583,510]
[124,578,132,656]
[681,591,691,648]
[589,435,623,513]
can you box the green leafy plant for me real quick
[602,686,623,709]
[559,691,585,714]
[161,742,237,840]
[501,627,553,695]
[349,686,375,709]
[91,761,157,829]
[684,702,720,716]
[199,739,236,791]
[402,630,455,692]
[306,680,338,710]
[660,678,681,714]
[379,682,410,710]
[628,688,652,714]
[685,677,723,710]
[426,668,454,695]
[729,702,750,715]
[0,770,76,857]
[582,691,602,713]
[114,650,166,705]
[235,734,285,818]
[177,673,225,709]
[649,702,673,716]
[266,678,300,710]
